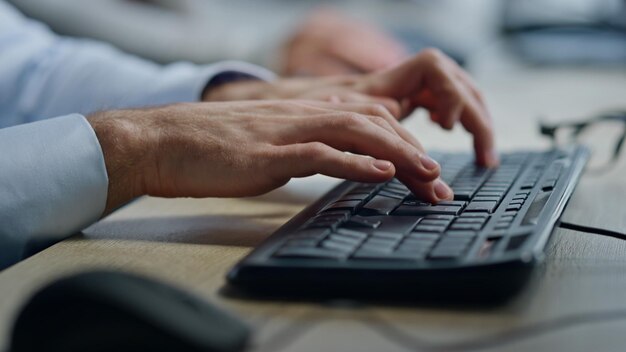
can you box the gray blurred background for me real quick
[8,0,625,71]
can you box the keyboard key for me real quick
[370,231,404,241]
[378,190,407,199]
[339,192,371,201]
[313,213,348,222]
[335,228,368,240]
[352,251,424,261]
[326,200,361,212]
[413,225,446,233]
[344,216,381,229]
[506,204,522,211]
[437,239,472,250]
[474,192,503,198]
[275,247,347,259]
[321,240,356,253]
[465,201,497,213]
[363,238,398,248]
[459,212,489,219]
[393,205,462,216]
[317,210,351,219]
[328,234,362,246]
[362,195,403,215]
[494,223,511,230]
[418,219,451,226]
[450,223,482,231]
[424,214,456,221]
[480,187,508,192]
[429,247,466,259]
[473,196,500,202]
[453,217,486,224]
[407,232,440,241]
[400,238,436,249]
[445,231,476,238]
[453,190,474,200]
[375,215,422,235]
[385,183,409,192]
[542,179,557,191]
[359,243,394,253]
[487,232,506,239]
[437,200,467,207]
[382,187,410,198]
[401,199,430,206]
[483,181,510,187]
[395,245,431,255]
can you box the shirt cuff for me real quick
[189,60,277,102]
[124,60,276,108]
[0,114,107,268]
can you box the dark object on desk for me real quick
[539,110,626,172]
[10,271,250,352]
[501,0,626,65]
[227,147,588,303]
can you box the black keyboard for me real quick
[227,146,589,302]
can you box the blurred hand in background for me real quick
[9,0,409,77]
[281,8,409,76]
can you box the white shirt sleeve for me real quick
[0,1,275,127]
[0,2,276,268]
[0,114,107,268]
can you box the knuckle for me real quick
[368,115,393,131]
[420,47,444,63]
[449,91,464,106]
[367,103,390,117]
[339,112,367,128]
[301,142,327,159]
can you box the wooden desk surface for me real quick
[1,47,625,351]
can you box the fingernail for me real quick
[420,154,439,171]
[434,179,453,200]
[373,159,392,171]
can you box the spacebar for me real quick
[393,205,461,216]
[366,215,422,234]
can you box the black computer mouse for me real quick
[10,270,250,352]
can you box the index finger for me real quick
[361,49,498,167]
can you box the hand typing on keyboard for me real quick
[90,49,494,215]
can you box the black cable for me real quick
[365,309,626,352]
[559,221,626,241]
[257,308,626,352]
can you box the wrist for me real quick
[87,110,151,214]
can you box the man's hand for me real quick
[279,8,407,76]
[88,100,452,214]
[205,48,497,167]
[356,48,498,167]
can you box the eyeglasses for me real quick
[539,111,626,173]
